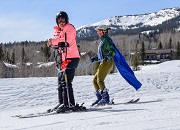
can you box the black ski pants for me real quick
[58,58,79,107]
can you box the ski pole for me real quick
[52,45,72,108]
[63,71,72,108]
[77,59,103,68]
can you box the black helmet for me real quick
[56,11,69,25]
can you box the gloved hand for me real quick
[104,56,110,62]
[90,56,98,62]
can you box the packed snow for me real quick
[0,60,180,130]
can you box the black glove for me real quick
[104,56,110,62]
[90,56,98,62]
[58,42,69,47]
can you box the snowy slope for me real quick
[0,60,180,130]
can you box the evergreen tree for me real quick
[11,49,15,64]
[21,47,28,77]
[132,44,140,71]
[21,47,26,65]
[158,41,163,49]
[177,41,180,59]
[6,52,10,63]
[140,41,145,65]
[168,37,172,49]
[0,45,3,62]
[43,44,51,62]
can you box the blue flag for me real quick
[111,38,142,90]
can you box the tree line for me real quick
[0,31,180,78]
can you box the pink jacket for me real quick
[51,23,80,61]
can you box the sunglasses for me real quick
[58,21,66,24]
[58,19,66,24]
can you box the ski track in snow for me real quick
[0,60,180,130]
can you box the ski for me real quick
[125,98,140,104]
[12,99,140,118]
[107,98,140,105]
[92,98,140,106]
[12,106,112,119]
[13,111,58,118]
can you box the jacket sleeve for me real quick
[51,26,62,46]
[65,25,76,47]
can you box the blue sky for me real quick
[0,0,180,43]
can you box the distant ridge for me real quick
[76,7,180,40]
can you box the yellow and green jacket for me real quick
[98,35,116,60]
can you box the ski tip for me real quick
[134,98,140,102]
[126,98,140,104]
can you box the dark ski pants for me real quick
[58,58,79,107]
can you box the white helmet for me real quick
[96,25,111,31]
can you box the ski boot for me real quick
[98,88,110,106]
[47,103,62,113]
[91,91,102,106]
[56,104,70,113]
[72,103,86,112]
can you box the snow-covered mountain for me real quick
[77,7,180,39]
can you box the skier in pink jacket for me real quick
[47,11,80,112]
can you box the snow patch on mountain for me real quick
[85,8,180,29]
[76,7,180,38]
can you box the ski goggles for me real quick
[57,19,66,24]
[97,29,103,34]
